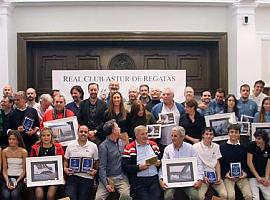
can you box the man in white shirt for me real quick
[159,126,204,200]
[193,127,227,199]
[64,125,99,200]
[250,80,268,111]
[151,88,185,154]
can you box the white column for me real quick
[228,1,260,95]
[0,2,13,89]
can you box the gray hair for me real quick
[39,93,53,103]
[13,91,27,101]
[172,126,186,137]
[134,125,147,135]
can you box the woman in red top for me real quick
[30,128,64,200]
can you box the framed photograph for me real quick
[43,116,78,146]
[251,123,270,141]
[240,115,254,123]
[159,112,176,127]
[205,113,236,141]
[162,157,198,188]
[69,157,81,173]
[81,158,94,173]
[146,124,161,138]
[237,122,250,136]
[26,155,64,187]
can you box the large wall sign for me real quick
[52,70,186,103]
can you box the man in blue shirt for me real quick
[211,88,225,114]
[237,84,258,118]
[95,119,132,200]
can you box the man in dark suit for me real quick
[78,82,107,145]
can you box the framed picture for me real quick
[237,122,250,136]
[81,158,94,173]
[23,117,34,132]
[240,115,254,123]
[205,113,236,141]
[43,116,78,146]
[251,123,270,141]
[146,124,162,138]
[69,157,81,173]
[161,157,198,188]
[26,155,64,187]
[159,112,176,127]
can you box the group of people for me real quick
[0,79,269,200]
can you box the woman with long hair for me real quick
[1,130,27,200]
[254,96,270,123]
[126,100,156,140]
[223,94,240,120]
[30,128,64,200]
[104,92,129,144]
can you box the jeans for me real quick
[65,175,94,200]
[95,175,132,200]
[249,178,270,200]
[1,179,25,200]
[131,175,160,200]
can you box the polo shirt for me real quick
[247,141,270,178]
[65,140,98,179]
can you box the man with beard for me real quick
[78,83,107,144]
[124,86,139,112]
[66,85,84,116]
[64,125,99,200]
[0,95,14,147]
[139,84,151,107]
[42,94,74,128]
[211,88,225,114]
[238,84,257,118]
[7,91,40,153]
[26,87,39,108]
[197,90,214,116]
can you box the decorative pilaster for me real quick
[0,1,14,88]
[228,0,259,94]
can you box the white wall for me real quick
[12,5,228,32]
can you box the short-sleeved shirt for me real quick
[65,140,98,179]
[247,141,270,178]
[193,141,222,171]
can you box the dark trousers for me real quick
[65,175,94,200]
[131,175,161,200]
[1,179,25,200]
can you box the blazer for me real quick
[77,98,107,141]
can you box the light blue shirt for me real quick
[211,99,225,114]
[237,98,258,117]
[159,142,204,180]
[254,111,270,123]
[136,142,158,177]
